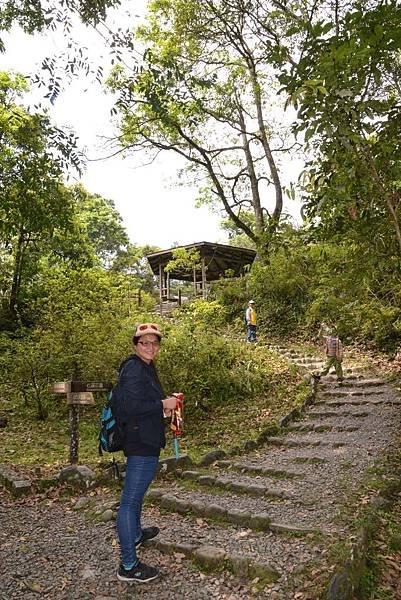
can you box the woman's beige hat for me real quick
[134,323,162,338]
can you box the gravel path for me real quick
[1,348,400,599]
[0,491,256,600]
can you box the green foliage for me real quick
[157,315,291,426]
[0,0,122,52]
[174,298,228,329]
[68,184,130,267]
[282,0,401,253]
[0,266,155,419]
[107,0,300,253]
[211,277,248,324]
[165,247,201,274]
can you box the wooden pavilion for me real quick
[146,241,256,313]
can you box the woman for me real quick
[115,322,177,584]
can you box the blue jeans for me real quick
[116,455,159,566]
[247,324,257,342]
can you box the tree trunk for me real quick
[9,225,27,323]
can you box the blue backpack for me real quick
[98,390,125,455]
[98,355,135,455]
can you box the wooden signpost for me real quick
[52,380,112,464]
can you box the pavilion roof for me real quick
[146,241,256,282]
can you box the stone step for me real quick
[215,460,302,480]
[323,374,365,382]
[179,469,290,500]
[290,455,329,465]
[0,463,31,497]
[321,389,385,397]
[264,436,347,449]
[142,505,323,584]
[316,398,401,407]
[307,409,370,419]
[291,358,323,364]
[147,486,322,536]
[322,379,385,389]
[287,422,359,434]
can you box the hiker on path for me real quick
[245,299,257,342]
[316,322,332,341]
[314,329,344,383]
[115,323,178,584]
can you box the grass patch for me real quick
[359,501,401,599]
[0,346,308,474]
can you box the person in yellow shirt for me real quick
[245,300,257,342]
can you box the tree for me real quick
[283,0,401,254]
[68,183,130,267]
[0,71,77,325]
[107,0,306,257]
[0,72,136,326]
[0,0,121,52]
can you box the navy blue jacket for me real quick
[115,354,166,455]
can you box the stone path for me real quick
[1,346,400,599]
[142,347,401,596]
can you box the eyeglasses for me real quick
[138,340,160,348]
[138,323,159,332]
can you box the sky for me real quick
[0,1,302,250]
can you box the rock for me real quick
[160,494,178,510]
[279,409,300,427]
[158,454,193,474]
[146,487,164,501]
[12,480,32,497]
[249,512,271,531]
[0,464,31,497]
[189,500,205,514]
[215,476,233,489]
[230,553,251,577]
[73,497,91,510]
[248,561,280,583]
[198,449,226,466]
[58,465,95,487]
[100,509,114,522]
[327,571,353,600]
[174,542,197,557]
[215,460,232,468]
[245,483,267,496]
[175,499,190,514]
[198,475,216,486]
[194,545,227,568]
[80,565,96,579]
[227,508,251,527]
[203,503,227,518]
[181,470,200,480]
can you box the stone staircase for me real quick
[140,345,401,598]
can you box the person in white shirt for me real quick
[245,300,257,342]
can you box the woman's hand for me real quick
[162,396,177,411]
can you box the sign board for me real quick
[66,392,95,405]
[70,381,112,393]
[51,382,71,394]
[52,381,112,394]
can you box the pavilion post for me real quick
[159,263,163,316]
[193,266,197,296]
[201,256,207,298]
